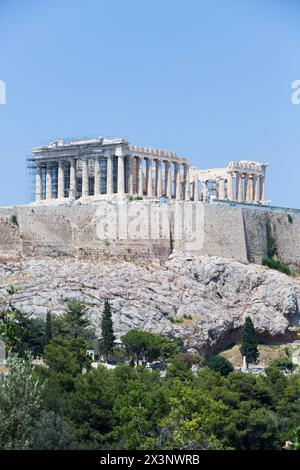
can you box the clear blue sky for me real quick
[0,0,300,207]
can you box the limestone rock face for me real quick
[0,252,298,355]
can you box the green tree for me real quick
[63,301,91,338]
[0,310,46,358]
[157,384,226,449]
[268,356,295,374]
[122,330,160,365]
[0,357,43,449]
[159,337,179,363]
[207,355,234,377]
[51,301,96,345]
[45,311,53,344]
[290,426,300,450]
[112,367,165,450]
[20,318,46,358]
[223,402,280,449]
[30,410,71,450]
[240,316,259,366]
[166,357,193,381]
[43,338,91,376]
[99,300,115,361]
[0,310,20,353]
[66,366,114,445]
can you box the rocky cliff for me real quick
[0,252,299,356]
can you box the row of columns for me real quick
[228,172,265,203]
[35,156,191,202]
[210,172,265,203]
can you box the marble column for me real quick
[237,174,244,202]
[259,176,265,201]
[46,162,52,200]
[106,155,113,195]
[226,173,233,200]
[81,158,89,197]
[193,175,199,201]
[240,175,245,202]
[165,161,171,198]
[248,173,253,202]
[246,175,252,202]
[94,157,101,196]
[69,159,76,199]
[255,176,260,201]
[137,157,143,196]
[250,175,256,202]
[233,173,239,201]
[58,160,65,199]
[155,160,162,197]
[35,164,42,202]
[202,181,208,202]
[218,178,225,200]
[174,163,181,200]
[243,175,249,202]
[146,159,153,197]
[127,155,133,194]
[252,175,259,202]
[117,156,125,195]
[184,164,190,201]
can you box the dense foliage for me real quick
[207,355,234,376]
[0,301,299,450]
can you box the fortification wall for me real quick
[202,203,248,263]
[242,209,300,270]
[269,211,300,270]
[0,201,300,269]
[0,202,171,260]
[0,207,21,260]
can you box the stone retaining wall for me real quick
[0,201,300,269]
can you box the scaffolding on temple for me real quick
[26,154,37,203]
[26,135,189,204]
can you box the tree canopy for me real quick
[1,303,299,451]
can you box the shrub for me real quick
[266,219,277,258]
[262,257,291,275]
[126,195,143,201]
[206,355,234,376]
[268,357,295,373]
[288,214,293,224]
[168,316,183,324]
[183,314,193,320]
[7,285,17,295]
[9,215,18,226]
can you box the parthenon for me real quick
[28,137,267,204]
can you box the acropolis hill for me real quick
[0,136,300,271]
[0,136,300,352]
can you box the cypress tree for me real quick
[45,311,53,344]
[240,316,259,366]
[65,301,90,338]
[100,300,115,361]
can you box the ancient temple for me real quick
[28,136,267,204]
